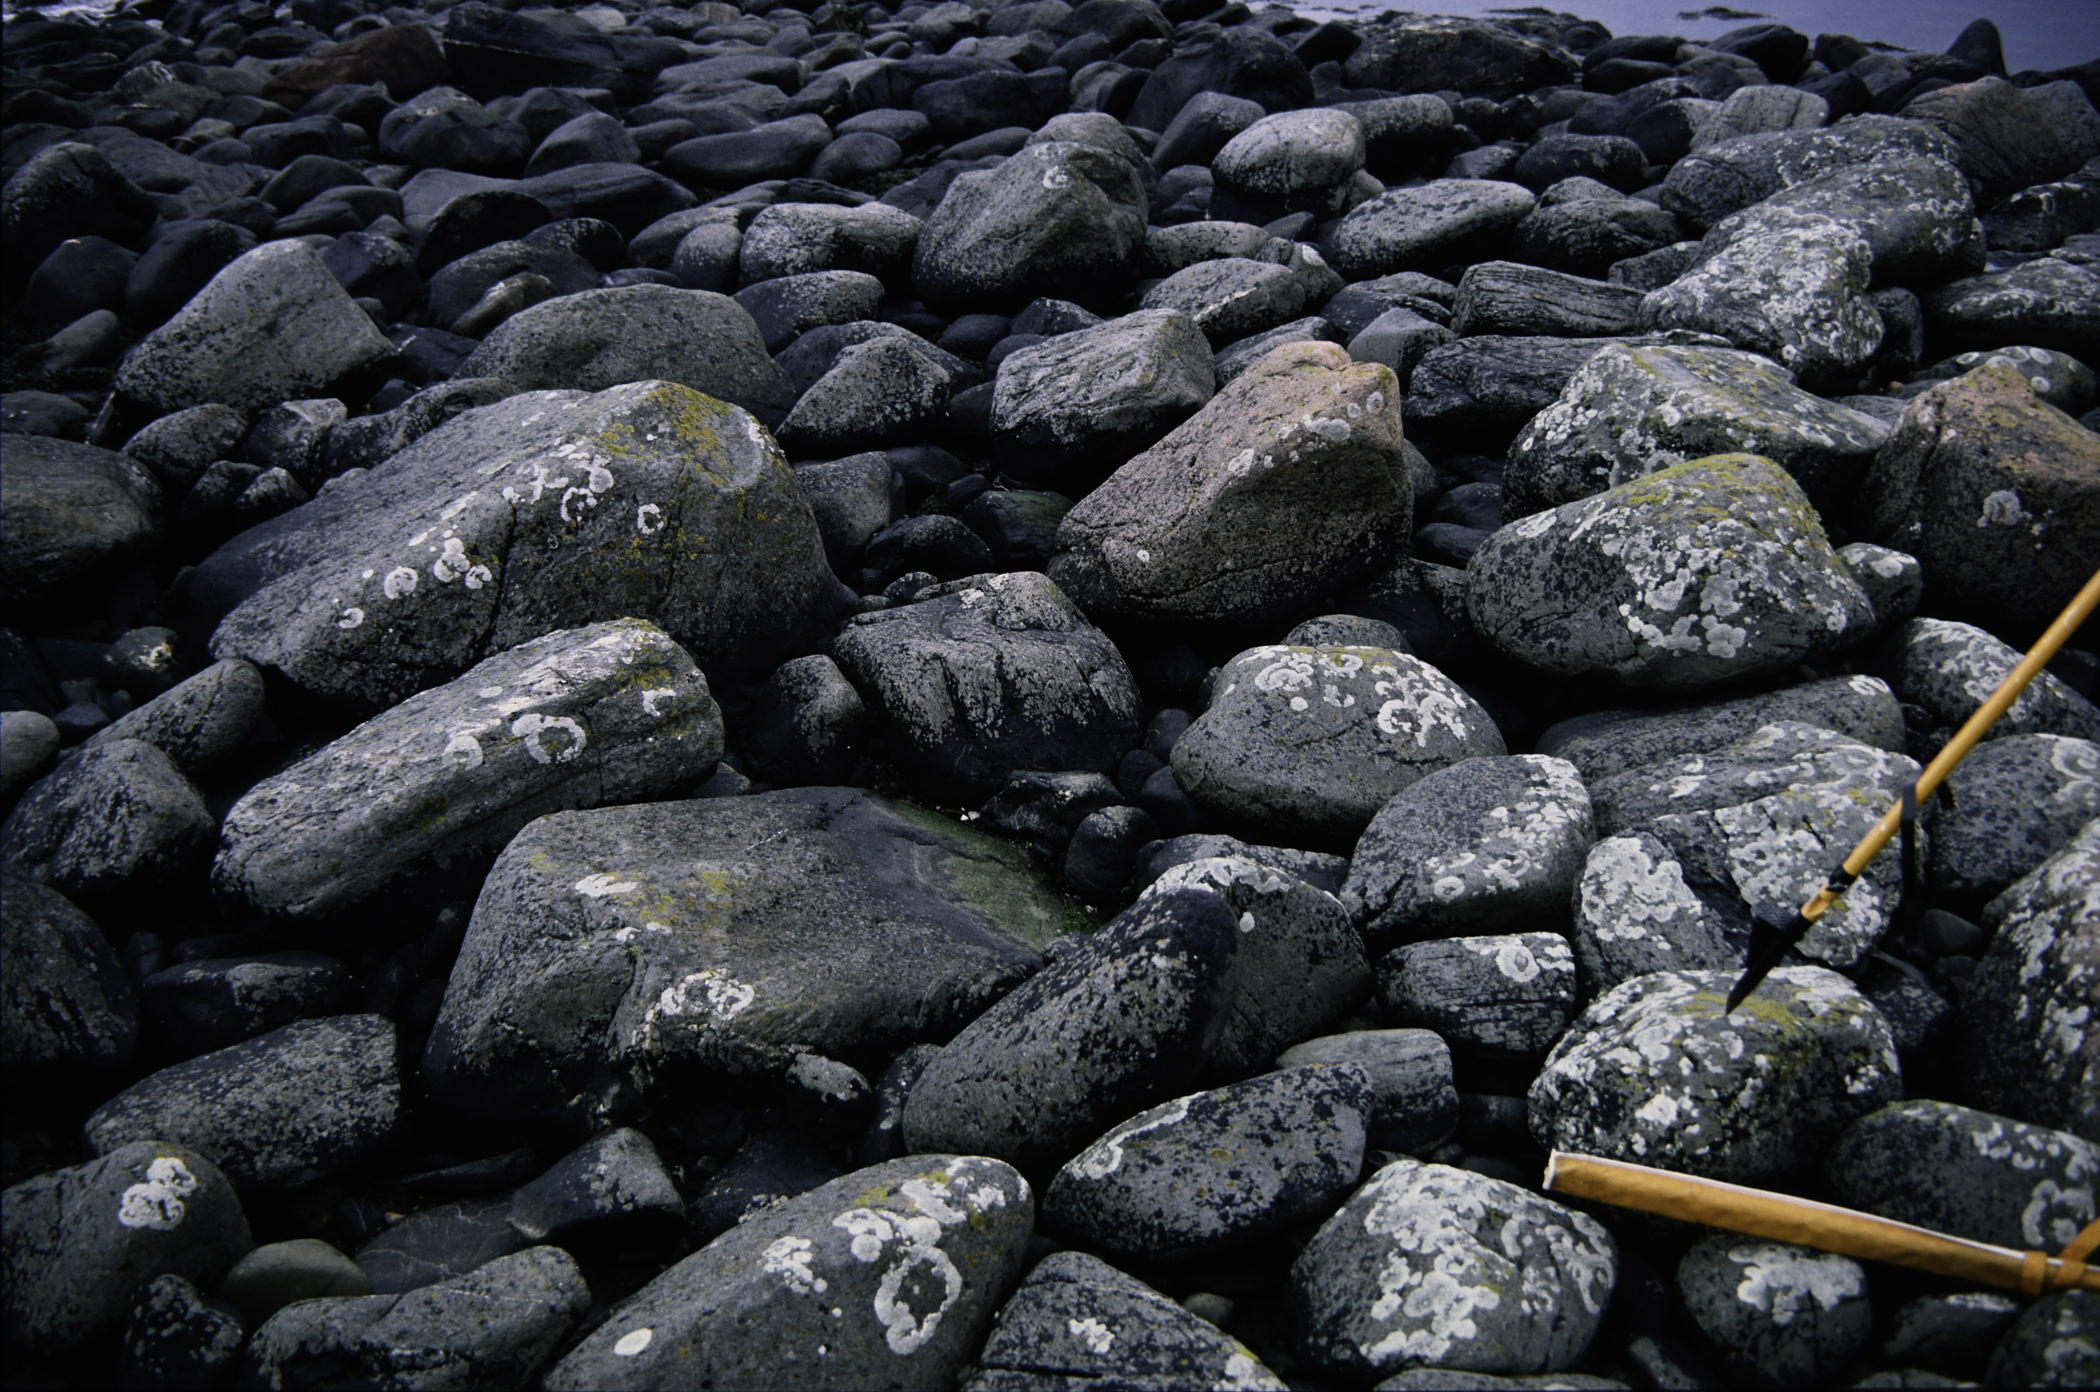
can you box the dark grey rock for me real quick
[687,1129,842,1245]
[1911,345,2098,417]
[546,1155,1031,1391]
[2,142,157,277]
[1658,117,1961,233]
[2,1142,250,1356]
[527,112,638,176]
[1322,179,1537,280]
[1379,933,1578,1063]
[1450,261,1645,339]
[1588,721,1918,840]
[901,884,1237,1170]
[1346,754,1593,955]
[0,739,212,917]
[1143,220,1273,276]
[1,877,137,1073]
[1836,543,1923,630]
[963,1250,1285,1391]
[120,403,249,497]
[669,211,742,291]
[1529,967,1900,1182]
[508,1127,683,1248]
[0,711,58,798]
[863,515,995,584]
[1126,24,1312,132]
[119,1272,246,1390]
[1277,1030,1459,1153]
[1882,1292,2018,1378]
[745,655,868,786]
[138,952,350,1060]
[780,337,951,456]
[214,1238,369,1326]
[423,788,1057,1139]
[354,1194,528,1295]
[792,453,891,573]
[1677,1233,1871,1389]
[1512,134,1648,195]
[1063,804,1159,903]
[322,378,524,478]
[1404,332,1720,440]
[1044,1064,1371,1260]
[1513,182,1683,279]
[1986,1290,2100,1388]
[1925,257,2100,362]
[1928,735,2098,899]
[0,437,163,616]
[982,771,1121,858]
[1,390,89,440]
[1141,257,1309,348]
[913,140,1149,312]
[1570,832,1750,995]
[1214,108,1366,212]
[1466,454,1876,690]
[424,239,598,331]
[1134,833,1350,897]
[85,1015,402,1191]
[831,571,1142,804]
[959,490,1073,570]
[1151,90,1267,172]
[1341,16,1575,98]
[1291,1158,1616,1381]
[245,1245,588,1389]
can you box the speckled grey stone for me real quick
[1924,257,2100,362]
[245,1245,589,1391]
[912,140,1148,312]
[1836,544,1923,630]
[546,1156,1031,1391]
[85,1015,402,1191]
[507,1126,683,1248]
[355,1195,528,1295]
[1346,754,1593,955]
[1568,832,1744,996]
[1589,721,1918,838]
[1879,618,2100,743]
[1134,857,1371,1076]
[1504,343,1890,517]
[1141,258,1310,347]
[0,739,214,916]
[901,885,1237,1171]
[831,571,1143,804]
[1173,644,1504,846]
[1290,1159,1617,1381]
[1278,1030,1459,1154]
[1449,262,1646,340]
[1962,819,2098,1140]
[1528,967,1900,1181]
[0,436,164,615]
[1044,1064,1371,1260]
[1927,735,2098,898]
[77,658,267,774]
[962,1250,1285,1391]
[1676,1234,1871,1389]
[1985,1290,2100,1388]
[1466,454,1877,690]
[1379,933,1577,1063]
[1882,1292,2019,1377]
[1321,179,1538,280]
[214,619,722,925]
[0,710,58,797]
[1,877,137,1073]
[1693,153,1981,287]
[740,201,924,288]
[1826,1100,2095,1254]
[1134,834,1351,896]
[1657,117,1962,233]
[119,1273,246,1390]
[2,1141,251,1355]
[423,788,1054,1140]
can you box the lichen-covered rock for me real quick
[1825,1100,2095,1253]
[1378,933,1578,1063]
[507,1127,685,1248]
[1214,109,1367,208]
[1877,618,2100,743]
[739,201,924,288]
[1278,1030,1459,1154]
[1,878,138,1074]
[1536,674,1904,784]
[1588,721,1918,839]
[545,1156,1031,1391]
[1042,1065,1372,1261]
[1859,363,2100,641]
[1528,967,1900,1181]
[1449,261,1646,339]
[1922,258,2100,362]
[199,381,841,711]
[423,789,1055,1140]
[988,308,1215,493]
[777,337,952,457]
[1346,754,1593,954]
[1836,543,1923,631]
[1961,819,2097,1140]
[1569,832,1743,995]
[84,1015,402,1191]
[1047,341,1411,627]
[0,739,214,916]
[1171,645,1504,846]
[1985,1290,2100,1389]
[119,1273,246,1391]
[1141,257,1312,348]
[1,1142,251,1356]
[1290,1159,1616,1380]
[1136,856,1371,1076]
[900,885,1237,1171]
[1466,454,1876,690]
[1695,154,1981,287]
[962,1250,1284,1392]
[912,141,1148,311]
[830,571,1143,804]
[1927,735,2099,899]
[1504,343,1890,517]
[213,620,722,925]
[1658,117,1961,233]
[1676,1235,1871,1389]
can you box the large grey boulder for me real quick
[85,1015,402,1191]
[0,739,214,916]
[1504,343,1891,517]
[1276,1030,1459,1153]
[963,1251,1285,1392]
[213,620,722,925]
[913,141,1148,311]
[1536,674,1905,784]
[990,308,1215,490]
[1290,1159,1617,1381]
[1042,1065,1372,1261]
[104,241,395,440]
[1320,179,1537,279]
[1346,754,1594,955]
[545,1155,1032,1391]
[455,286,797,426]
[1569,832,1745,995]
[1926,734,2098,900]
[1172,644,1504,846]
[1213,109,1368,210]
[0,879,138,1075]
[901,885,1238,1171]
[2,1142,251,1356]
[422,788,1057,1139]
[1657,117,1962,232]
[1695,153,1981,287]
[830,571,1143,804]
[0,437,163,616]
[1466,454,1876,690]
[1140,257,1311,347]
[1923,257,2100,362]
[1048,342,1412,626]
[1448,261,1646,339]
[1379,932,1578,1064]
[198,381,842,711]
[1587,721,1918,840]
[777,337,951,457]
[1528,967,1900,1182]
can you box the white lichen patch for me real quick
[764,1235,828,1295]
[1068,1317,1114,1354]
[612,1328,652,1357]
[1729,1242,1864,1326]
[825,1162,1016,1356]
[1579,836,1703,944]
[1073,1095,1194,1180]
[117,1155,198,1230]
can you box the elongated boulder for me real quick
[214,620,721,925]
[422,788,1057,1140]
[1466,454,1876,690]
[1658,117,1962,232]
[1048,342,1411,626]
[198,381,841,711]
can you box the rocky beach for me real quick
[2,0,2098,1386]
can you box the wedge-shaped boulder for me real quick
[422,788,1055,1139]
[1048,342,1411,626]
[1466,454,1876,690]
[1536,673,1904,783]
[213,620,721,924]
[200,381,841,712]
[1658,116,1961,232]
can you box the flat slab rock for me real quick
[1535,674,1904,784]
[421,788,1056,1138]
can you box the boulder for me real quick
[1922,258,2100,363]
[912,141,1148,312]
[1322,179,1537,280]
[0,436,162,617]
[1903,77,2076,207]
[1569,832,1744,995]
[1876,618,2100,743]
[1926,734,2098,900]
[1378,932,1579,1064]
[0,878,138,1073]
[1212,109,1366,212]
[739,201,923,289]
[1448,261,1646,339]
[1658,117,1962,233]
[0,740,213,917]
[1276,1030,1459,1154]
[1342,17,1577,99]
[777,338,951,456]
[1140,257,1309,348]
[1676,1235,1871,1388]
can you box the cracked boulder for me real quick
[421,788,1058,1141]
[195,381,842,712]
[213,619,722,926]
[1466,454,1876,690]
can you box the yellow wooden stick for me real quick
[1544,1151,2100,1296]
